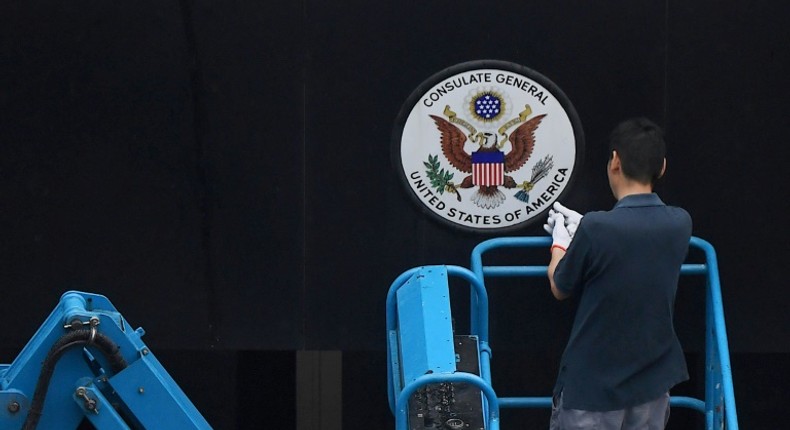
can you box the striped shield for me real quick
[471,150,505,186]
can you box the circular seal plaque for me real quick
[392,60,585,234]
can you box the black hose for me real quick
[22,329,128,430]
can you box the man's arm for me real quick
[546,211,572,300]
[548,247,570,300]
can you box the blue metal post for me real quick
[691,237,738,430]
[386,268,420,414]
[446,266,492,386]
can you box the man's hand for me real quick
[553,202,583,238]
[550,212,572,251]
[543,209,557,235]
[553,202,582,224]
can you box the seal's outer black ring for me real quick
[391,60,585,235]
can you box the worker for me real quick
[545,117,691,429]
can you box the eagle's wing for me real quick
[505,113,546,172]
[430,115,472,173]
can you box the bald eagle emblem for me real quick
[428,101,553,209]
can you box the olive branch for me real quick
[424,154,460,200]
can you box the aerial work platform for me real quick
[386,236,737,430]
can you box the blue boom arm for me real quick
[0,291,211,429]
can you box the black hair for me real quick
[608,117,666,184]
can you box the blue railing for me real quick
[468,236,738,429]
[387,236,737,430]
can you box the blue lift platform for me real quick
[387,236,737,430]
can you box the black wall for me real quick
[1,1,788,428]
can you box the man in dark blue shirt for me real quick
[545,118,691,429]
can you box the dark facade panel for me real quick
[666,0,790,353]
[185,0,306,349]
[0,0,211,348]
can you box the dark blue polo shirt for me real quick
[553,193,691,411]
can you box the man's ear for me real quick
[658,158,667,179]
[609,150,621,172]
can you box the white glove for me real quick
[553,202,583,238]
[567,222,579,238]
[550,212,571,251]
[543,208,558,235]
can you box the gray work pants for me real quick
[550,392,670,430]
